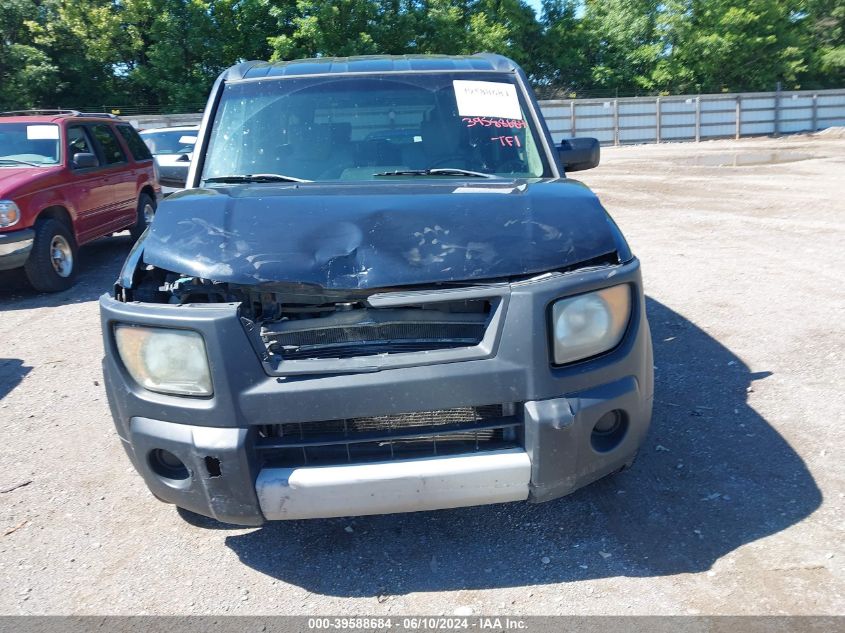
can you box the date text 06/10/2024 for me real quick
[306,617,528,630]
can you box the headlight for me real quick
[114,325,212,396]
[0,200,21,227]
[550,285,631,364]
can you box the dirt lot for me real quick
[0,133,843,616]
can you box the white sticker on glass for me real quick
[453,186,516,194]
[453,80,522,120]
[27,125,59,140]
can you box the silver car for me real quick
[139,125,198,195]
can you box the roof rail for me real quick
[0,109,120,119]
[0,109,80,117]
[77,112,120,119]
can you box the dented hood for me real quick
[140,179,619,289]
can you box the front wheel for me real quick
[23,218,78,292]
[129,192,156,241]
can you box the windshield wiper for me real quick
[373,168,495,179]
[204,173,311,184]
[0,158,42,167]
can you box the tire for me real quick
[23,218,78,293]
[130,192,156,241]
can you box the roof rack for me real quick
[0,109,120,119]
[78,112,120,119]
[0,109,80,117]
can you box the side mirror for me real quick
[558,137,600,172]
[72,152,99,169]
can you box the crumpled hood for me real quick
[140,179,620,290]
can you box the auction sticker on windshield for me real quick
[453,80,521,119]
[26,125,59,140]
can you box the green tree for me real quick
[268,0,381,59]
[213,0,277,64]
[801,0,845,85]
[536,0,593,96]
[368,0,419,53]
[410,0,469,54]
[467,0,544,77]
[142,0,227,109]
[653,0,808,92]
[27,0,129,108]
[580,0,663,93]
[1,0,843,113]
[0,0,61,110]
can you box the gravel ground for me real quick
[0,133,843,616]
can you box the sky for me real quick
[526,0,544,14]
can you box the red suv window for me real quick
[90,124,126,164]
[117,125,153,161]
[67,126,95,163]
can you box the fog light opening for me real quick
[590,410,628,453]
[148,449,190,481]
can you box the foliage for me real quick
[0,0,842,111]
[802,0,845,85]
[0,0,61,110]
[650,0,808,92]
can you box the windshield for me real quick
[201,73,550,182]
[140,129,197,155]
[0,123,61,166]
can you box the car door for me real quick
[116,123,155,185]
[88,123,136,235]
[64,124,116,244]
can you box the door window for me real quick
[117,125,153,161]
[67,126,95,166]
[90,124,127,164]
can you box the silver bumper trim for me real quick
[0,236,33,257]
[256,449,531,520]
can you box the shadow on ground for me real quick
[224,297,821,595]
[0,234,133,310]
[0,358,31,400]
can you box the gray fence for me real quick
[129,87,845,146]
[539,88,845,145]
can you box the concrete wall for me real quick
[126,113,203,130]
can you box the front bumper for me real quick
[0,228,35,271]
[101,259,653,525]
[257,449,532,520]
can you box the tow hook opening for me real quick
[205,456,222,478]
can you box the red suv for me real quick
[0,110,160,292]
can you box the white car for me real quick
[139,125,198,195]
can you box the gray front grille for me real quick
[254,404,520,467]
[270,321,486,359]
[271,322,485,349]
[261,303,492,361]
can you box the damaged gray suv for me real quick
[100,54,653,525]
